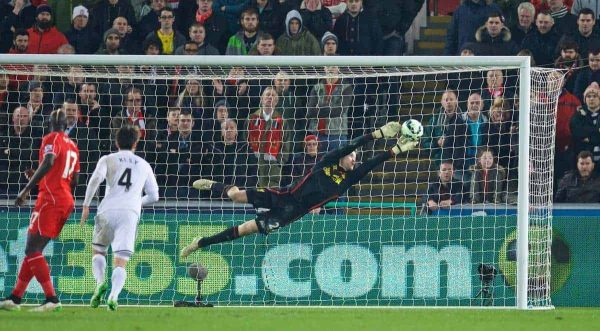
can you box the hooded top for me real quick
[276,9,321,55]
[285,10,303,37]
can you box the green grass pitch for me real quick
[1,307,599,331]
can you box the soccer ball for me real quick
[401,119,423,140]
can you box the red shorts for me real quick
[28,201,74,238]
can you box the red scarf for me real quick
[128,110,146,138]
[487,86,504,98]
[318,82,337,134]
[196,9,213,24]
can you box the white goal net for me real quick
[0,55,559,308]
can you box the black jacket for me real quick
[333,9,383,55]
[555,171,600,202]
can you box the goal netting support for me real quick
[0,55,559,308]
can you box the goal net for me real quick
[0,55,559,308]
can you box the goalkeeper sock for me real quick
[108,267,126,301]
[12,256,33,298]
[198,226,240,248]
[92,254,107,285]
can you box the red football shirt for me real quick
[37,132,80,206]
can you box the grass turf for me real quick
[0,307,598,331]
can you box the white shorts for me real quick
[92,209,139,258]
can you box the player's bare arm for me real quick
[15,153,56,207]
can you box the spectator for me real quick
[145,8,186,55]
[576,49,600,101]
[473,12,520,56]
[210,118,258,188]
[250,0,286,38]
[481,69,513,112]
[469,148,506,204]
[333,0,383,55]
[96,28,123,55]
[422,161,467,215]
[52,65,84,106]
[156,106,180,150]
[276,10,321,55]
[23,80,50,135]
[299,0,333,40]
[522,11,561,67]
[246,86,284,187]
[447,43,485,108]
[461,92,489,170]
[371,0,415,55]
[174,23,220,54]
[482,97,517,174]
[110,87,158,158]
[26,5,68,54]
[249,33,281,55]
[204,98,230,142]
[571,0,600,18]
[571,82,600,162]
[113,16,142,54]
[57,43,76,54]
[213,0,251,33]
[555,150,600,202]
[139,0,167,39]
[176,79,207,122]
[0,73,11,128]
[553,71,581,181]
[555,38,583,94]
[444,0,502,55]
[177,0,230,54]
[143,39,163,54]
[274,70,304,157]
[549,0,578,36]
[510,2,536,46]
[422,90,468,171]
[162,109,207,197]
[62,99,99,181]
[208,67,253,120]
[0,0,35,53]
[65,5,100,54]
[0,106,39,196]
[91,0,136,39]
[282,134,319,187]
[307,65,351,153]
[558,8,600,61]
[321,31,337,55]
[226,7,264,55]
[8,29,29,54]
[77,82,111,149]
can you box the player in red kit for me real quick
[0,110,79,312]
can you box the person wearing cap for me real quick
[66,5,101,54]
[276,10,321,55]
[321,31,337,55]
[472,12,519,56]
[570,82,600,161]
[26,4,68,54]
[96,28,122,55]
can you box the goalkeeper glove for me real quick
[372,121,401,139]
[391,137,419,155]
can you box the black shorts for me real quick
[246,188,306,234]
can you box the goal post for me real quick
[0,55,558,309]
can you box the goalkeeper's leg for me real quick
[180,219,258,258]
[192,179,248,203]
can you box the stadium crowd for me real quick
[1,0,600,212]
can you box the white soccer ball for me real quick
[401,119,423,140]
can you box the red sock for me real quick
[12,257,33,298]
[27,252,56,298]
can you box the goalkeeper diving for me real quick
[180,121,420,257]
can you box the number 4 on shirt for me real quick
[118,168,132,191]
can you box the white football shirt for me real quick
[83,150,159,215]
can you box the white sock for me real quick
[92,254,107,285]
[108,267,127,301]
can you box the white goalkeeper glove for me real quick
[391,137,419,155]
[372,121,401,139]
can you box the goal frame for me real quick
[0,54,536,309]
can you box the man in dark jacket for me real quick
[557,8,600,62]
[371,0,416,55]
[521,11,560,67]
[65,6,100,54]
[444,0,502,55]
[178,0,230,53]
[422,161,468,215]
[333,0,383,55]
[555,151,600,202]
[570,82,600,161]
[299,0,333,40]
[472,12,520,56]
[90,0,136,40]
[0,0,35,53]
[144,7,186,55]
